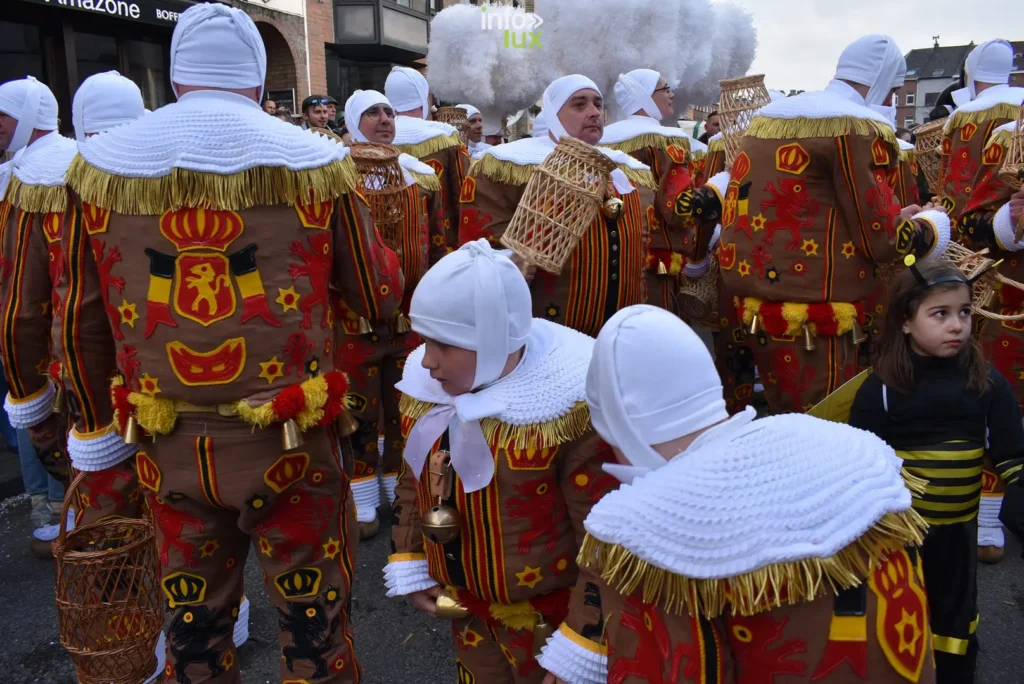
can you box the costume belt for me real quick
[172,401,241,417]
[740,297,866,339]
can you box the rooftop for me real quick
[904,40,1024,80]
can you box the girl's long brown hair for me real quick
[874,261,991,395]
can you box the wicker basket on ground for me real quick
[914,118,947,195]
[349,142,407,252]
[500,136,616,274]
[54,472,162,684]
[718,74,770,166]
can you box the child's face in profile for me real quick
[904,284,973,358]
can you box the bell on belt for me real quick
[656,260,668,275]
[395,312,412,334]
[748,313,761,336]
[357,317,373,335]
[532,612,555,658]
[51,383,65,413]
[602,197,624,220]
[850,319,868,345]
[434,590,469,619]
[336,410,359,438]
[281,418,304,451]
[802,323,816,352]
[124,415,140,445]
[422,503,461,544]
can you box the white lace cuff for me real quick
[914,209,951,262]
[384,554,438,597]
[704,171,731,204]
[684,257,710,278]
[351,474,381,523]
[5,385,55,429]
[993,203,1024,252]
[537,623,607,684]
[68,423,137,472]
[382,472,398,506]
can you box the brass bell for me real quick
[281,418,305,451]
[51,383,65,413]
[434,590,470,619]
[602,197,624,220]
[802,323,816,352]
[748,313,761,336]
[421,503,461,544]
[336,410,359,438]
[850,319,868,345]
[532,613,555,658]
[357,317,373,334]
[124,415,140,445]
[656,260,668,275]
[395,312,412,334]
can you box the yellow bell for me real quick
[124,415,140,445]
[656,260,668,275]
[421,503,461,544]
[434,590,470,619]
[802,323,816,352]
[336,410,359,438]
[357,317,373,334]
[748,313,761,336]
[395,313,412,334]
[850,320,867,345]
[281,418,305,452]
[602,197,624,220]
[51,383,65,413]
[532,613,555,658]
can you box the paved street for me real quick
[0,492,1022,683]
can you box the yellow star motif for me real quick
[199,539,220,558]
[841,241,857,259]
[322,537,341,560]
[895,608,922,655]
[751,213,767,232]
[737,260,752,278]
[801,238,819,257]
[139,373,161,397]
[1018,371,1024,381]
[119,300,139,328]
[276,286,300,313]
[221,651,235,671]
[515,565,544,589]
[258,536,273,557]
[461,628,483,648]
[259,357,285,384]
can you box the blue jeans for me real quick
[18,428,63,500]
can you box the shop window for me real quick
[0,21,44,86]
[126,39,173,110]
[75,32,119,87]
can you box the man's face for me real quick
[0,112,18,150]
[651,78,674,119]
[327,104,337,121]
[305,104,329,128]
[558,89,604,145]
[421,338,477,396]
[467,114,483,143]
[359,104,396,144]
[262,99,276,114]
[705,113,721,136]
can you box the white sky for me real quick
[726,0,1018,92]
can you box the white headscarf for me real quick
[403,239,533,492]
[542,74,602,141]
[532,110,548,138]
[482,118,504,137]
[834,34,906,107]
[456,103,481,119]
[614,69,662,119]
[344,89,390,144]
[170,3,266,100]
[964,40,1013,100]
[587,305,729,482]
[72,71,145,141]
[385,66,430,118]
[0,77,59,153]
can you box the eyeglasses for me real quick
[653,86,672,95]
[363,105,395,121]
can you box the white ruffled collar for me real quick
[601,115,694,145]
[953,84,1024,114]
[77,89,349,178]
[10,132,78,188]
[394,115,459,147]
[584,410,913,580]
[898,138,914,151]
[756,84,892,125]
[0,160,13,201]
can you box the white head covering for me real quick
[587,305,729,481]
[456,103,481,120]
[169,3,267,100]
[72,71,145,141]
[542,74,602,141]
[344,89,390,144]
[532,110,548,138]
[834,34,906,107]
[965,40,1013,99]
[614,69,663,119]
[385,67,430,118]
[482,118,504,137]
[0,76,59,153]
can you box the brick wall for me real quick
[234,2,309,104]
[305,0,333,99]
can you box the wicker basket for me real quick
[500,137,616,274]
[54,473,162,684]
[941,242,1024,321]
[676,256,720,323]
[349,142,407,252]
[435,106,469,138]
[914,118,947,194]
[718,75,770,166]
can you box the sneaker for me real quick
[29,523,59,559]
[978,545,1004,564]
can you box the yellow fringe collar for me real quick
[470,155,656,191]
[899,148,916,163]
[707,136,725,153]
[409,170,442,192]
[65,154,360,214]
[748,115,898,149]
[399,394,591,450]
[396,133,463,160]
[602,134,691,156]
[579,469,928,619]
[985,126,1015,152]
[948,102,1021,133]
[6,177,68,213]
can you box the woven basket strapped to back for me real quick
[998,104,1024,240]
[914,118,947,195]
[436,106,470,137]
[500,136,616,275]
[54,472,162,684]
[718,75,771,167]
[349,142,407,252]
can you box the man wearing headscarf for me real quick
[704,34,951,414]
[386,66,471,251]
[575,305,935,683]
[456,103,490,156]
[601,68,710,315]
[458,74,656,338]
[340,89,446,539]
[63,5,404,681]
[482,118,505,147]
[384,239,616,684]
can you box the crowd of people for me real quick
[1,2,1024,683]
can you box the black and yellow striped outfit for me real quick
[850,354,1024,684]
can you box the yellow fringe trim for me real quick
[748,115,898,149]
[602,134,692,156]
[65,154,360,215]
[128,393,177,435]
[620,166,657,190]
[707,137,726,154]
[409,170,442,192]
[470,155,656,191]
[396,133,463,160]
[948,103,1022,133]
[985,127,1015,153]
[740,297,859,337]
[6,177,68,213]
[899,148,916,164]
[399,395,591,449]
[578,506,927,619]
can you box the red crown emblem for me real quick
[732,152,751,181]
[160,208,243,252]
